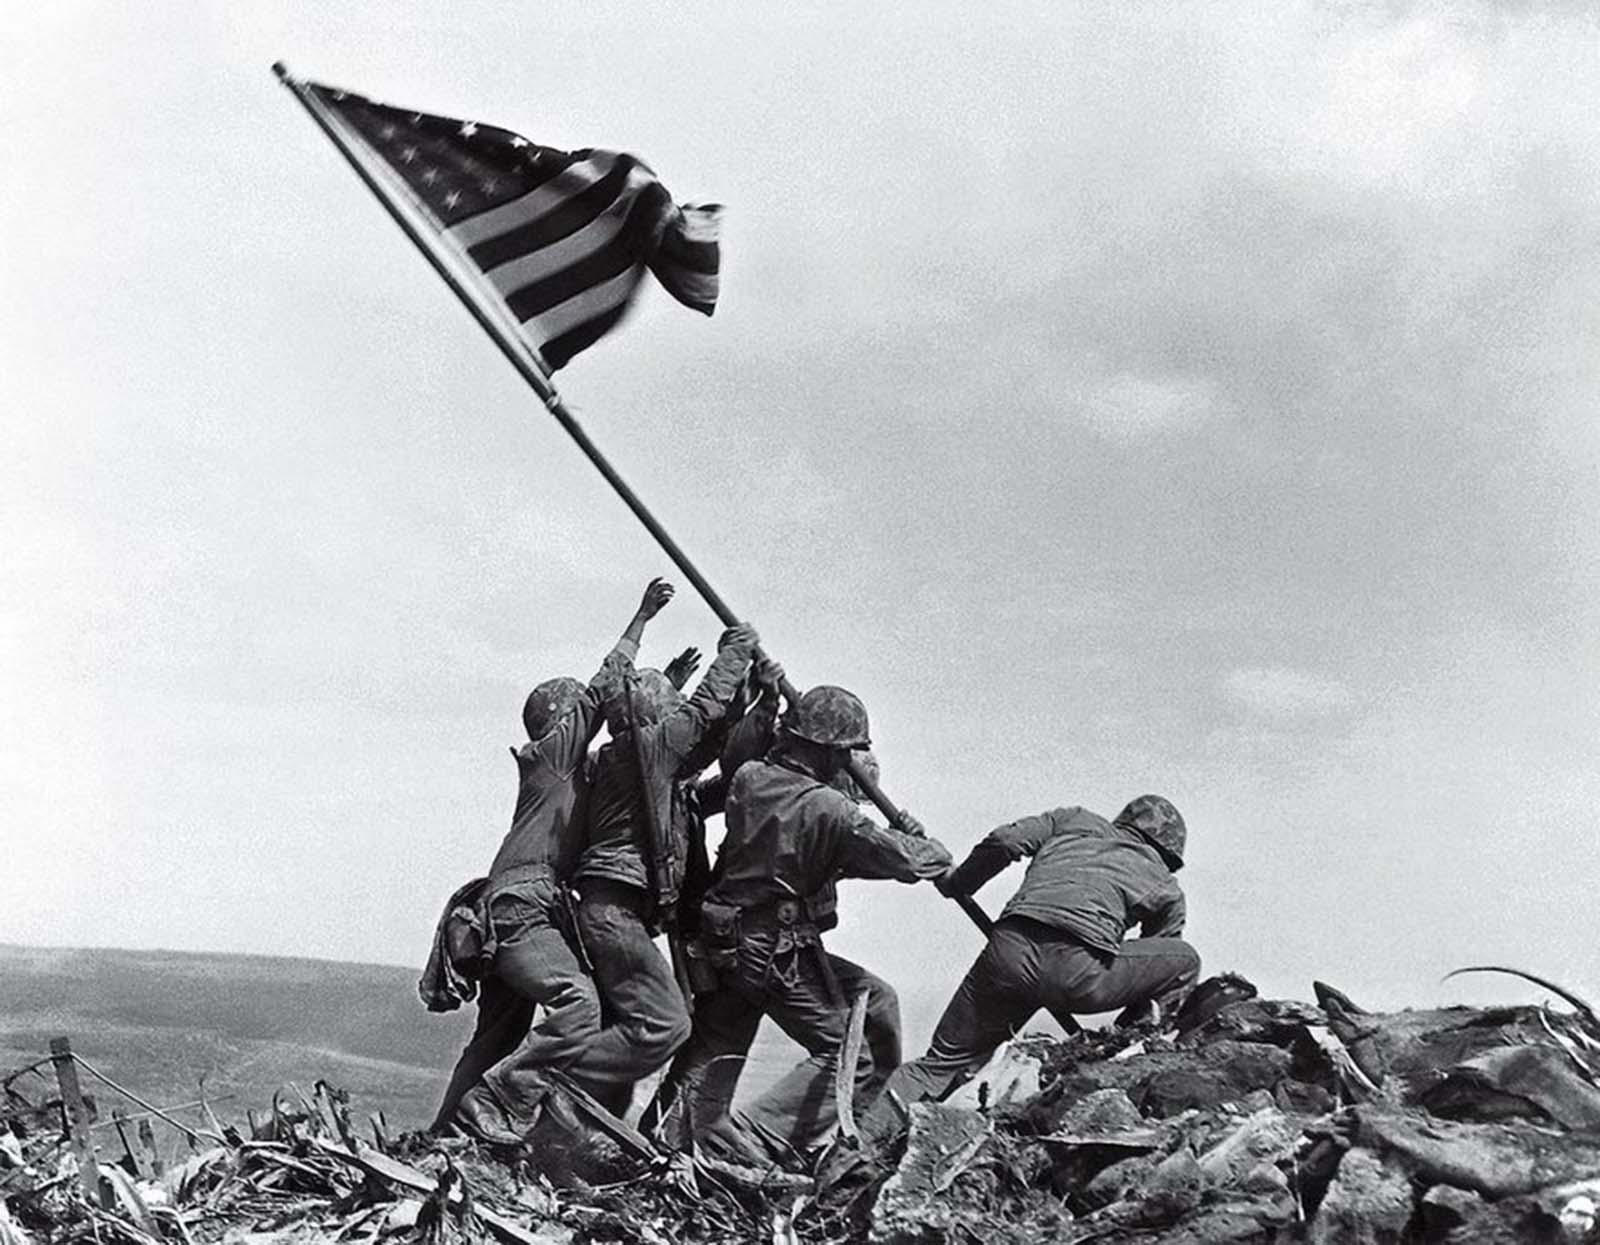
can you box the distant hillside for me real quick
[0,944,473,1133]
[0,943,958,1142]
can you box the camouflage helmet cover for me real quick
[523,677,586,741]
[604,668,684,736]
[784,685,871,749]
[1115,794,1187,869]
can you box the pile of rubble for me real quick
[0,1071,583,1245]
[5,969,1600,1243]
[865,970,1600,1243]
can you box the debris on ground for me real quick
[7,971,1600,1242]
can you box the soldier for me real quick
[691,687,952,1167]
[433,579,677,1142]
[645,749,883,1147]
[835,795,1200,1175]
[570,620,761,1115]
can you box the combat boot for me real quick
[453,1080,524,1148]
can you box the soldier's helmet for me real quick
[829,750,880,803]
[603,668,684,736]
[523,677,586,741]
[1115,795,1187,870]
[783,685,872,749]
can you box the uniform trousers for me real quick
[695,915,901,1165]
[861,916,1199,1145]
[571,879,693,1116]
[432,877,602,1132]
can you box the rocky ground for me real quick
[5,970,1600,1243]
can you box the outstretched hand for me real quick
[663,646,703,690]
[638,577,676,620]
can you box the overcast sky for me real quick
[3,1,1597,1032]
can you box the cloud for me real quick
[5,0,1598,997]
[1221,666,1356,716]
[1075,372,1234,441]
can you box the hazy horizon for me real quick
[5,0,1598,1047]
[0,942,929,1122]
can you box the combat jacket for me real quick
[942,806,1185,956]
[575,640,754,910]
[704,757,952,928]
[486,637,637,884]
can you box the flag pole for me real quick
[271,63,997,941]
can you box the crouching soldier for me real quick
[691,687,952,1168]
[840,796,1200,1171]
[427,579,678,1142]
[570,621,761,1116]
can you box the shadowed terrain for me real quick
[0,943,836,1137]
[0,943,473,1134]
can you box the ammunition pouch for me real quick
[699,901,742,971]
[702,894,842,1006]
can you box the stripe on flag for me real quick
[308,82,721,370]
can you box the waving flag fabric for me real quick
[308,81,721,369]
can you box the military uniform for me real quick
[862,801,1199,1142]
[690,754,952,1164]
[432,640,635,1134]
[571,635,756,1113]
[647,741,877,1148]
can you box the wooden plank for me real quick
[305,1138,551,1245]
[136,1118,164,1177]
[833,989,871,1144]
[50,1036,106,1207]
[112,1108,147,1180]
[545,1071,659,1162]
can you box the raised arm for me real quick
[622,577,675,648]
[588,577,676,708]
[542,579,675,772]
[657,622,759,760]
[718,654,786,779]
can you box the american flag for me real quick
[309,81,720,370]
